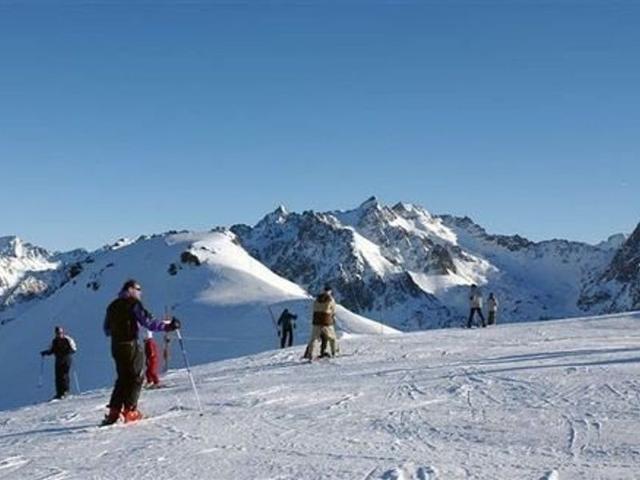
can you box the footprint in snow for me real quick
[376,464,438,480]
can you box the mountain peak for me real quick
[274,204,288,216]
[596,233,627,251]
[0,236,22,257]
[358,196,381,211]
[0,236,50,259]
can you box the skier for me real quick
[304,285,338,360]
[102,279,180,426]
[467,284,486,328]
[487,292,499,325]
[143,330,161,388]
[277,308,297,348]
[40,326,77,399]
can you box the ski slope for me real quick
[0,230,396,411]
[1,312,639,479]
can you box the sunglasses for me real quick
[133,286,142,291]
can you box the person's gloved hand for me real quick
[167,316,181,331]
[277,330,281,337]
[40,350,46,356]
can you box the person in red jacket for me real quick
[143,330,161,388]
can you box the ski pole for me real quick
[73,369,81,394]
[267,305,279,340]
[175,329,203,415]
[38,356,44,388]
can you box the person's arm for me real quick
[66,336,77,353]
[40,341,53,356]
[133,303,181,332]
[103,314,111,337]
[133,303,171,332]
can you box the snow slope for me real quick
[1,312,638,479]
[0,230,395,411]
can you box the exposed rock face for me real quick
[0,236,88,314]
[232,198,626,329]
[2,200,636,331]
[579,223,640,313]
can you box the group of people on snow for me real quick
[40,279,180,425]
[276,285,339,360]
[40,279,499,424]
[467,284,499,328]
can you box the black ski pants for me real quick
[280,326,293,348]
[54,356,72,398]
[467,308,486,328]
[109,341,144,411]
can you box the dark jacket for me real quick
[277,310,297,330]
[42,336,76,359]
[104,293,168,343]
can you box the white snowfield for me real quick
[1,313,639,479]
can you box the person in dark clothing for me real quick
[467,284,486,328]
[277,308,297,348]
[102,279,180,425]
[40,326,77,399]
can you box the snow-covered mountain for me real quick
[2,312,639,479]
[579,222,640,313]
[0,230,395,410]
[232,197,625,330]
[0,236,88,321]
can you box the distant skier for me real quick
[467,284,486,328]
[304,285,338,359]
[487,293,499,325]
[102,279,180,426]
[40,326,77,399]
[277,308,297,348]
[143,330,161,387]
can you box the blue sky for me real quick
[1,2,638,251]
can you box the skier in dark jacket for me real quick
[277,308,297,348]
[40,326,77,399]
[467,284,486,328]
[102,279,180,425]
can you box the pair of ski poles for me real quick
[37,356,81,393]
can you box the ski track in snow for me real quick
[1,313,640,479]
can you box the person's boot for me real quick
[122,407,144,423]
[101,407,121,426]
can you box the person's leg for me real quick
[479,309,486,328]
[305,326,322,359]
[467,309,474,328]
[326,327,337,356]
[109,344,131,412]
[54,360,64,397]
[124,344,144,410]
[280,332,286,349]
[319,331,328,356]
[61,358,71,395]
